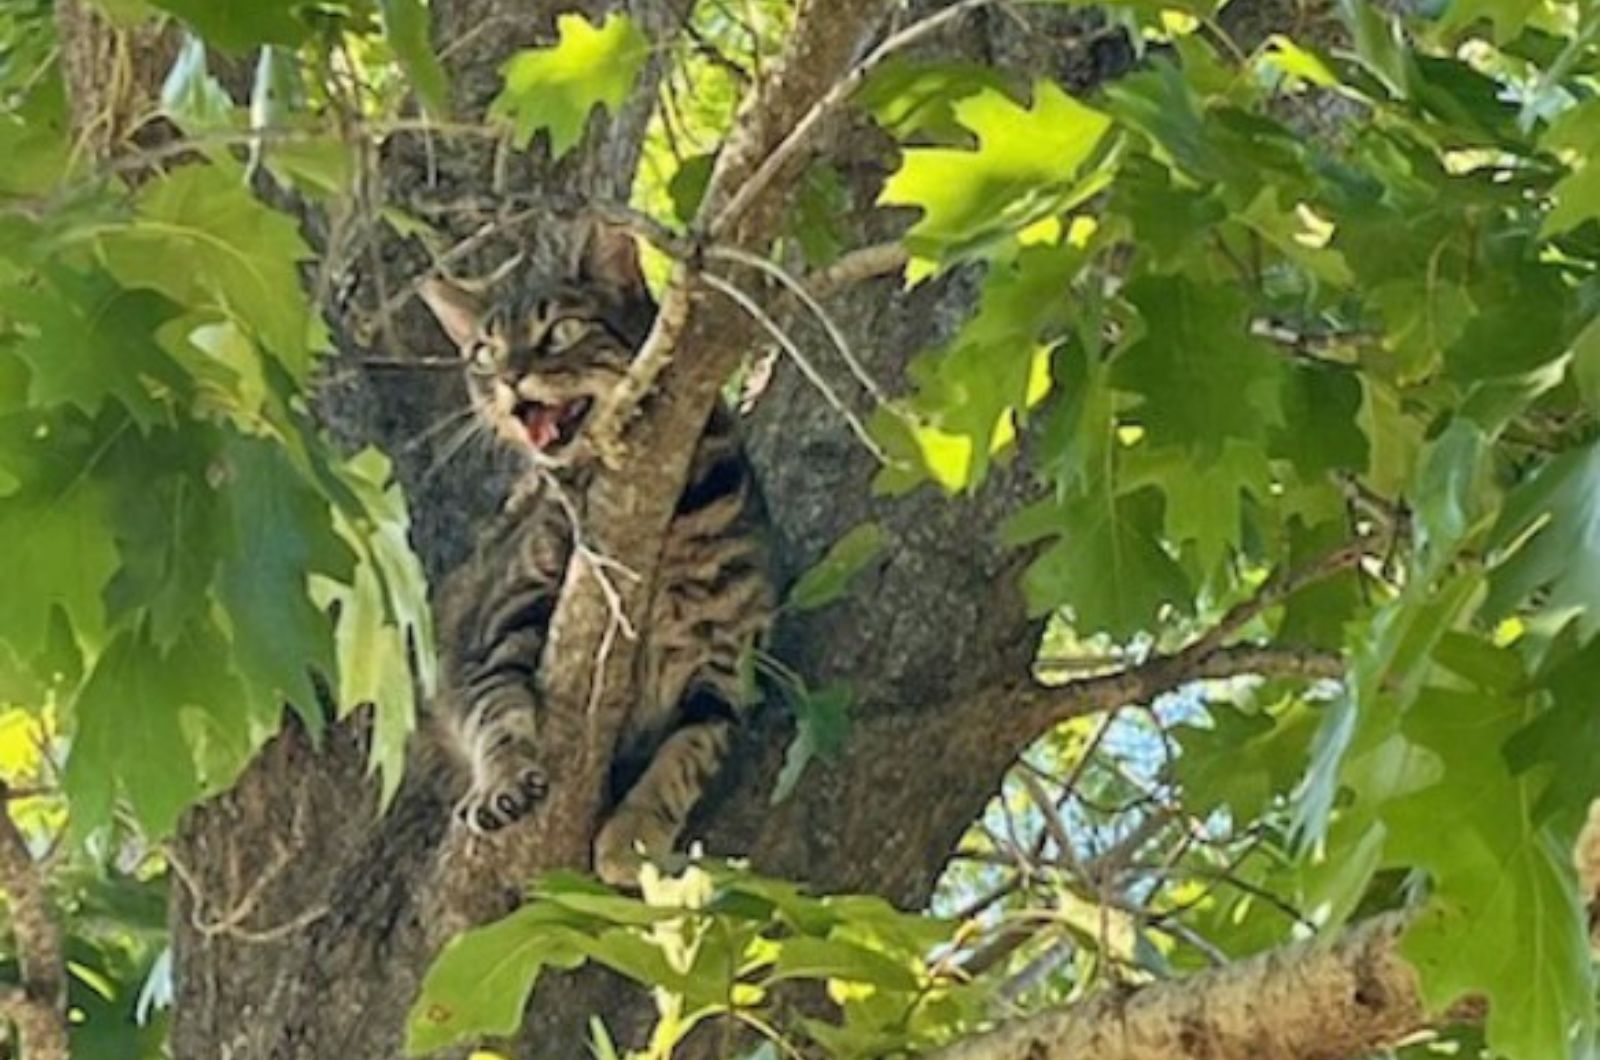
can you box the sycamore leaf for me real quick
[1006,487,1192,639]
[492,13,649,157]
[767,936,919,992]
[1271,362,1368,478]
[1035,337,1114,498]
[318,448,432,807]
[146,0,310,51]
[1485,440,1600,638]
[159,36,235,134]
[879,81,1111,276]
[1444,262,1569,381]
[1154,441,1273,573]
[1278,518,1364,649]
[1112,276,1285,458]
[1507,636,1600,830]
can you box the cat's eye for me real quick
[547,317,588,352]
[466,342,498,375]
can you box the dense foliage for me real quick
[1,0,1598,1056]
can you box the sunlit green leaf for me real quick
[492,12,650,157]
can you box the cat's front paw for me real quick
[455,756,550,833]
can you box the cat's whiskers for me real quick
[421,416,492,485]
[405,404,477,453]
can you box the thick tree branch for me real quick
[0,795,66,1060]
[929,914,1432,1060]
[1003,541,1364,738]
[1008,645,1345,739]
[470,0,899,897]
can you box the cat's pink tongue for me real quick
[524,406,561,449]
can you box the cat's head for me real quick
[419,224,654,467]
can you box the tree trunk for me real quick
[45,2,1420,1059]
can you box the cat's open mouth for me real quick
[514,397,593,451]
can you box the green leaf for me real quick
[95,164,321,379]
[1134,440,1272,573]
[879,81,1111,277]
[787,163,850,268]
[857,58,1016,140]
[216,435,350,727]
[1112,276,1285,458]
[1542,100,1600,237]
[773,683,852,804]
[0,270,190,431]
[1296,570,1483,844]
[1278,518,1363,649]
[380,0,450,118]
[897,238,1079,487]
[787,523,888,611]
[1176,699,1318,820]
[1485,439,1600,638]
[1445,262,1569,381]
[491,12,650,157]
[1006,487,1192,639]
[1386,688,1595,1060]
[102,425,227,648]
[1507,636,1600,829]
[407,908,591,1055]
[146,0,310,50]
[768,935,920,992]
[1569,314,1600,417]
[0,418,121,661]
[666,152,715,226]
[64,622,246,836]
[317,448,432,806]
[1271,363,1368,478]
[159,36,235,134]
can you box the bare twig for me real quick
[700,271,890,462]
[805,240,911,298]
[707,244,892,405]
[710,0,999,237]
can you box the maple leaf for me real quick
[492,13,650,157]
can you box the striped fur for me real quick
[421,229,774,886]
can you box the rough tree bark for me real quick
[43,1,1447,1059]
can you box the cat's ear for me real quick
[418,278,484,348]
[573,221,649,306]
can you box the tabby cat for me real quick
[419,224,775,886]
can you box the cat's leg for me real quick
[593,719,732,887]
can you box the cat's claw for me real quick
[455,761,550,834]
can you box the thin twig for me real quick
[707,244,891,405]
[710,0,1000,236]
[700,271,890,463]
[804,240,911,298]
